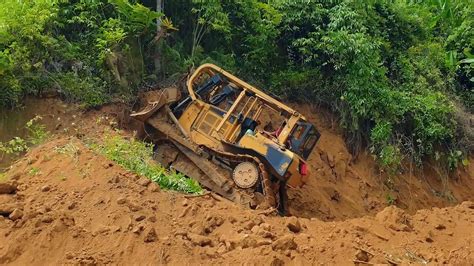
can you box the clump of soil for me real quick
[0,137,473,264]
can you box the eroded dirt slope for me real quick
[0,138,473,265]
[2,98,473,222]
[288,104,474,219]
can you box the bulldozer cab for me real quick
[286,121,319,160]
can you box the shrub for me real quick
[0,0,471,173]
[0,116,49,160]
[55,72,108,108]
[25,116,50,145]
[0,0,162,108]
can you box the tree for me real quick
[190,0,230,59]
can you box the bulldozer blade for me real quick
[131,87,181,122]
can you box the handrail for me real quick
[186,63,305,120]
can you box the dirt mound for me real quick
[0,138,473,265]
[288,104,474,220]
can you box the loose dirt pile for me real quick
[1,138,473,265]
[288,104,474,220]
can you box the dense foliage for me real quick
[0,0,472,171]
[0,0,162,107]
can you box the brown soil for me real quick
[0,98,133,168]
[0,98,473,264]
[1,138,473,264]
[288,104,474,220]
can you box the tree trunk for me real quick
[154,0,163,76]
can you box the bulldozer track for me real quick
[145,114,278,210]
[200,146,276,208]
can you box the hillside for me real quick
[0,99,473,264]
[1,137,473,265]
[0,0,473,264]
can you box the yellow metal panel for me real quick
[239,134,269,155]
[178,102,201,134]
[278,115,300,144]
[190,130,221,149]
[185,106,233,150]
[240,132,305,183]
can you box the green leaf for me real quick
[462,159,470,166]
[460,58,474,64]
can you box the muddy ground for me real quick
[0,98,473,264]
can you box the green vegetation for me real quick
[0,0,164,108]
[55,141,81,159]
[386,193,397,206]
[91,135,202,193]
[25,116,49,145]
[0,0,472,172]
[28,167,41,176]
[0,137,28,158]
[0,116,49,159]
[0,173,8,182]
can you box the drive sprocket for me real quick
[232,162,259,189]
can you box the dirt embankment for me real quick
[2,98,473,221]
[288,104,474,220]
[0,138,473,265]
[0,98,473,265]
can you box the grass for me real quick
[90,135,202,194]
[28,167,41,176]
[55,141,80,156]
[0,172,8,182]
[25,116,49,145]
[54,140,80,164]
[386,193,397,206]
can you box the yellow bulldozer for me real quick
[131,64,320,214]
